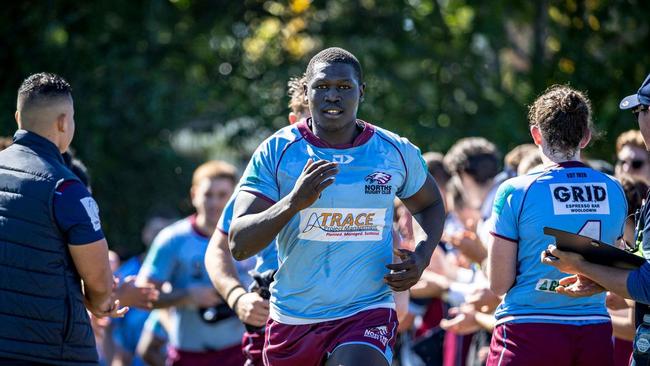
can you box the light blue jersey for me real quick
[491,161,626,325]
[138,216,245,351]
[218,192,278,274]
[237,119,428,324]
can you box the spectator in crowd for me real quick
[0,72,126,365]
[491,85,627,365]
[503,144,537,176]
[112,215,174,366]
[615,129,650,180]
[423,151,452,199]
[136,309,171,366]
[138,160,245,366]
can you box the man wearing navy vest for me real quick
[0,73,126,365]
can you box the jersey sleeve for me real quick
[217,193,236,235]
[238,139,280,203]
[627,261,650,305]
[490,181,520,243]
[396,139,428,199]
[138,228,177,283]
[53,180,105,245]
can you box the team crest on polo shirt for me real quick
[80,197,101,231]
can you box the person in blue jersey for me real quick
[487,85,627,366]
[543,73,650,366]
[228,47,446,366]
[138,161,246,366]
[205,75,309,366]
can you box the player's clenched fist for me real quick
[288,159,338,211]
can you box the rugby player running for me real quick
[228,47,446,366]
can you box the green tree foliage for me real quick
[1,0,648,255]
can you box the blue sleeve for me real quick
[139,228,177,283]
[238,140,280,203]
[217,193,237,235]
[490,181,519,243]
[396,139,428,199]
[627,261,650,305]
[53,180,105,245]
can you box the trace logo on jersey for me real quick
[365,172,392,195]
[298,208,386,242]
[364,325,389,346]
[549,183,610,215]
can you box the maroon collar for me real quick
[189,214,211,239]
[297,118,375,149]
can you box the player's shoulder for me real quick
[371,122,421,156]
[498,172,545,196]
[151,217,192,246]
[258,123,304,153]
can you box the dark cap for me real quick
[620,73,650,110]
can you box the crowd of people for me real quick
[1,47,650,366]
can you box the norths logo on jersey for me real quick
[549,183,610,215]
[298,208,386,242]
[365,172,392,195]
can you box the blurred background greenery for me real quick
[2,0,649,256]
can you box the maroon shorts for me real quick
[263,308,398,366]
[167,344,245,366]
[242,329,265,366]
[486,322,614,366]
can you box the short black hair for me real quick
[17,72,72,112]
[305,47,363,84]
[444,137,500,185]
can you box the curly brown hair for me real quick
[287,74,308,115]
[528,85,593,158]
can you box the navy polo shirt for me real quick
[53,180,105,245]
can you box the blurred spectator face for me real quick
[191,177,234,226]
[615,144,650,180]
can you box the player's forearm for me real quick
[83,282,113,312]
[578,261,632,299]
[610,310,635,341]
[205,233,244,299]
[411,197,446,265]
[230,195,297,260]
[474,310,496,331]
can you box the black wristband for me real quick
[225,285,244,304]
[230,292,246,312]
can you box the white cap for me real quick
[644,314,650,323]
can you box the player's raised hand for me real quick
[384,248,428,292]
[288,158,339,211]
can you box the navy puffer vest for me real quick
[0,130,98,365]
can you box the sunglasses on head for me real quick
[616,158,646,170]
[633,104,650,118]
